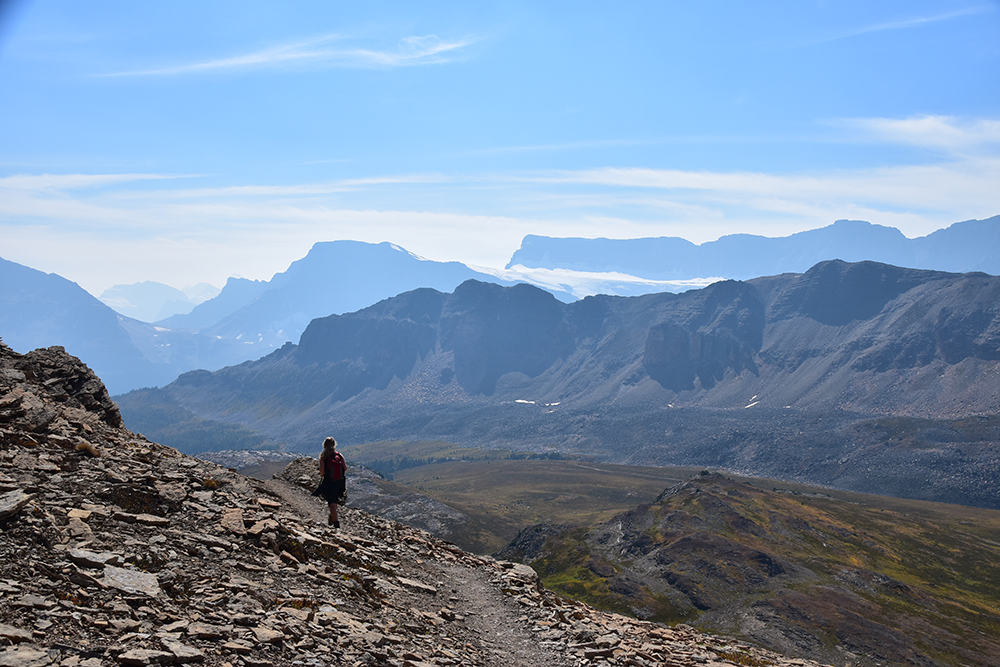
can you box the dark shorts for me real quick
[312,477,346,504]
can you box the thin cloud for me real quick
[103,173,455,201]
[0,172,197,192]
[833,115,1000,154]
[814,5,993,44]
[101,33,478,77]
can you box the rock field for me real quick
[0,342,829,667]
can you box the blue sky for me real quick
[1,1,999,296]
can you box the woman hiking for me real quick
[312,436,347,528]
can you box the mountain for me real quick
[0,340,819,667]
[496,472,1000,667]
[99,281,219,323]
[158,240,524,353]
[117,260,1000,509]
[3,242,520,394]
[507,216,1000,280]
[0,256,178,393]
[0,256,278,394]
[157,276,271,329]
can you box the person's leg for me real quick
[328,501,339,528]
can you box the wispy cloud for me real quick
[813,5,994,44]
[101,174,455,201]
[101,33,478,76]
[833,115,1000,154]
[0,173,196,192]
[3,115,999,292]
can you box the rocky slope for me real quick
[0,342,829,666]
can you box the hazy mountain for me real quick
[0,256,182,392]
[100,280,219,322]
[117,260,1000,508]
[157,276,271,329]
[507,216,1000,280]
[4,242,523,393]
[0,257,279,393]
[157,240,524,358]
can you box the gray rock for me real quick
[0,646,51,667]
[0,490,32,520]
[14,595,55,610]
[102,566,161,597]
[251,626,284,644]
[185,622,232,639]
[111,512,169,527]
[159,639,204,663]
[115,649,172,666]
[0,624,31,643]
[68,549,121,569]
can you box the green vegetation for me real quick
[529,474,1000,666]
[343,439,702,552]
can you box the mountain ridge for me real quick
[1,242,521,394]
[117,260,1000,510]
[508,216,1000,279]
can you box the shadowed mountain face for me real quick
[117,260,1000,508]
[149,276,765,414]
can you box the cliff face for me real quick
[1,341,824,667]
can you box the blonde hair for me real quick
[321,436,337,459]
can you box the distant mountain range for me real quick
[99,281,219,322]
[4,216,998,395]
[117,260,1000,509]
[508,216,1000,280]
[1,242,515,393]
[157,240,519,350]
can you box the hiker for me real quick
[312,436,347,528]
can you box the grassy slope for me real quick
[527,475,1000,666]
[340,439,704,552]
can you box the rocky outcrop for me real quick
[1,342,123,435]
[1,342,828,666]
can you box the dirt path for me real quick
[432,562,577,667]
[264,476,573,667]
[264,477,328,523]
